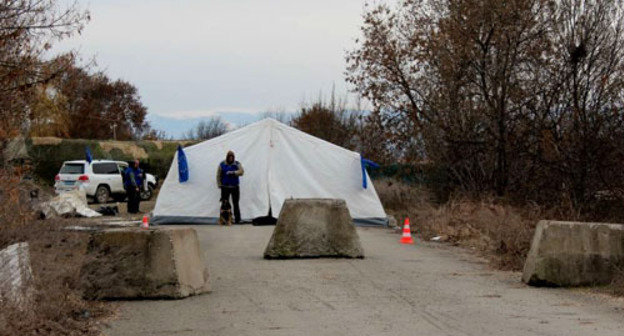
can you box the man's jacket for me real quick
[216,160,244,187]
[134,167,143,188]
[123,167,138,189]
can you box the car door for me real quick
[103,162,123,193]
[92,162,121,192]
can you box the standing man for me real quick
[216,150,244,223]
[123,160,140,214]
[133,159,143,212]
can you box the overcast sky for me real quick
[54,0,369,120]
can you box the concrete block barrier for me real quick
[80,227,209,299]
[522,220,624,286]
[264,199,364,259]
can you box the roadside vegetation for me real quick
[376,179,548,271]
[376,177,624,296]
[0,172,113,335]
[0,1,127,334]
[345,0,624,295]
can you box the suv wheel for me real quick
[95,185,110,204]
[140,184,154,201]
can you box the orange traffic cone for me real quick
[141,215,149,230]
[399,218,414,244]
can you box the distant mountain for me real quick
[147,112,262,139]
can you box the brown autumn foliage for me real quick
[347,0,624,214]
[357,110,396,165]
[28,84,72,138]
[1,1,155,142]
[289,92,396,164]
[50,61,151,140]
[0,1,89,142]
[291,95,363,151]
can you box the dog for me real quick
[219,198,233,226]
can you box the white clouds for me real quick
[53,0,367,120]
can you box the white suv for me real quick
[54,160,158,203]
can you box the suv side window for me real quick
[93,163,120,174]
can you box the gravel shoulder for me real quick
[105,225,624,336]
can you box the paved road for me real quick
[106,226,624,336]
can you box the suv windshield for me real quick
[60,163,85,174]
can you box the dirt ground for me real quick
[87,199,156,220]
[104,225,624,336]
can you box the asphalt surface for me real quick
[106,225,624,336]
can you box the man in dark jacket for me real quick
[124,161,140,214]
[133,159,143,211]
[216,150,244,223]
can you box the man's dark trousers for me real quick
[126,187,139,213]
[221,186,240,223]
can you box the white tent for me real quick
[151,118,387,225]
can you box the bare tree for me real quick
[347,0,624,207]
[530,0,624,203]
[0,0,89,141]
[259,108,293,124]
[358,110,395,164]
[184,116,228,140]
[291,91,362,150]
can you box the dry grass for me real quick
[378,178,624,298]
[611,267,624,296]
[98,141,148,159]
[0,169,114,335]
[596,265,624,297]
[376,178,571,271]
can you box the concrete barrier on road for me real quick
[80,227,209,299]
[264,198,364,259]
[522,220,624,286]
[0,242,34,309]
